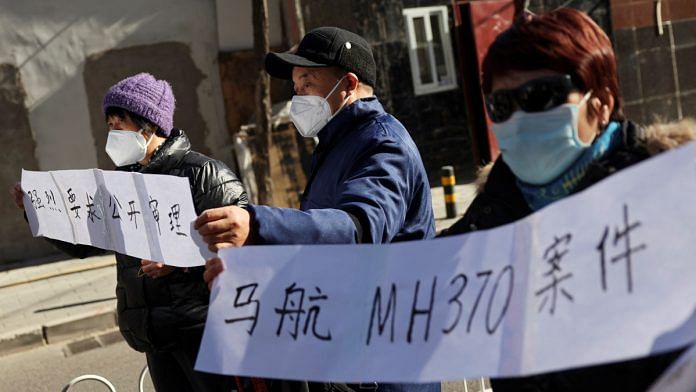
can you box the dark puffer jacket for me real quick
[440,120,691,391]
[49,129,247,352]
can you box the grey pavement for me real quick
[0,254,118,356]
[0,184,477,357]
[431,184,477,232]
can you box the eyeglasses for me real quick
[485,74,577,123]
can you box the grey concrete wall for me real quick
[0,0,233,171]
[0,0,235,264]
[0,64,54,263]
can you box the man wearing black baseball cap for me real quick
[266,26,378,138]
[265,26,377,87]
[196,27,439,392]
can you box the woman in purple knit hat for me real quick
[12,73,246,391]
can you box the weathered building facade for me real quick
[526,0,696,122]
[0,0,236,264]
[300,0,474,183]
[2,0,693,266]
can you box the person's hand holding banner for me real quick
[204,257,225,290]
[140,259,176,279]
[195,206,251,252]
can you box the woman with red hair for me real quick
[441,8,695,391]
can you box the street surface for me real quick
[0,184,484,391]
[0,335,151,392]
[0,332,485,391]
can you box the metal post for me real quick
[441,165,457,219]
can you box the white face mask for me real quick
[290,75,348,138]
[105,129,153,167]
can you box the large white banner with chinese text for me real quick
[21,169,211,267]
[197,143,696,382]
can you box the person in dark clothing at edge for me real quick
[11,73,247,392]
[439,8,695,392]
[195,27,439,392]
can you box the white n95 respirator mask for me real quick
[105,129,153,166]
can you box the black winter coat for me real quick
[49,129,247,352]
[439,121,684,391]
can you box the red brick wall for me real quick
[612,0,696,29]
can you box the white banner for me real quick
[196,143,696,382]
[21,169,211,267]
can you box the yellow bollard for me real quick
[441,166,457,218]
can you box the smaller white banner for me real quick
[22,169,211,267]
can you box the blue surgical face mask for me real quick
[492,92,593,185]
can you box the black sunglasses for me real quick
[485,74,577,123]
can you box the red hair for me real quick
[481,9,623,120]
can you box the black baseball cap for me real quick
[265,27,377,87]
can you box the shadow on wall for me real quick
[0,64,56,264]
[83,42,209,170]
[218,48,292,138]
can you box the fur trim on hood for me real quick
[642,117,696,155]
[473,117,696,193]
[474,162,494,194]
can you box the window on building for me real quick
[403,6,458,96]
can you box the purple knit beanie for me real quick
[102,73,176,135]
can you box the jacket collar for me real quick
[139,129,191,173]
[315,96,384,151]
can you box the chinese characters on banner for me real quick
[196,143,696,382]
[21,169,211,267]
